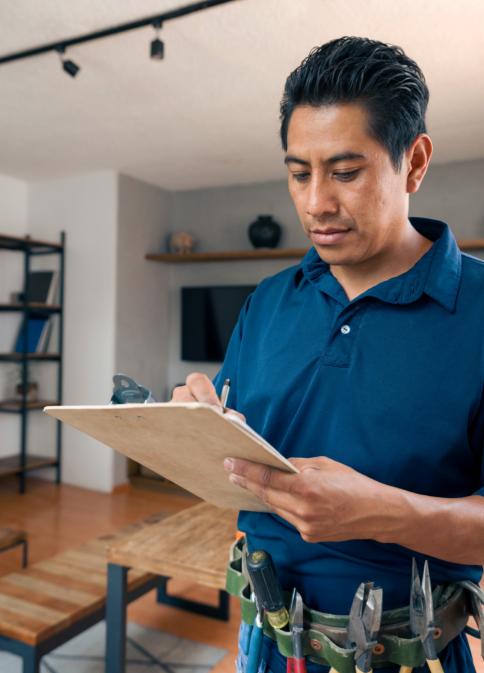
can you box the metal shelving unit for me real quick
[0,232,65,493]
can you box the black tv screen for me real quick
[181,285,256,362]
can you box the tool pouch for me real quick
[226,537,477,672]
[459,580,484,658]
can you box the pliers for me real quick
[346,581,383,673]
[403,559,445,673]
[287,589,307,673]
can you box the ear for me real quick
[406,134,433,194]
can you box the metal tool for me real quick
[246,591,265,673]
[110,374,156,404]
[346,581,383,673]
[287,589,307,673]
[460,579,484,659]
[240,549,265,673]
[247,550,289,629]
[409,559,445,673]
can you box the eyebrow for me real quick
[284,151,366,166]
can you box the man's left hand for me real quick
[223,456,388,543]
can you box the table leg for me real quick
[105,562,128,673]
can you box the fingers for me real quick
[224,458,297,503]
[224,410,247,423]
[171,385,197,402]
[171,372,222,406]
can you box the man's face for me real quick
[285,103,409,268]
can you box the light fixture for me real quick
[56,46,80,78]
[0,1,238,74]
[150,21,164,60]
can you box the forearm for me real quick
[371,483,484,565]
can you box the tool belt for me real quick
[226,537,484,673]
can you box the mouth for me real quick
[308,227,352,246]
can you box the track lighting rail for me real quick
[0,0,237,66]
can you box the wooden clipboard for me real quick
[44,403,298,511]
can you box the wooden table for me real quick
[105,502,237,673]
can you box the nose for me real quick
[305,175,339,218]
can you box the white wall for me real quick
[0,175,29,460]
[28,172,119,492]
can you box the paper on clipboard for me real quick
[43,402,298,512]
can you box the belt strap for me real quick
[226,537,476,672]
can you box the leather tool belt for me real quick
[226,537,483,673]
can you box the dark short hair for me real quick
[280,36,429,171]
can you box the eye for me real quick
[334,169,360,182]
[291,172,310,183]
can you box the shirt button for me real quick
[340,324,351,335]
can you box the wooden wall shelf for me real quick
[146,248,308,263]
[146,240,484,264]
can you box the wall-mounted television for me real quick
[181,285,256,362]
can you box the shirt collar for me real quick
[300,217,462,312]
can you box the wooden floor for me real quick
[0,477,240,673]
[0,478,481,673]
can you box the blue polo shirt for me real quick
[214,217,484,672]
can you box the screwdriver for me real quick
[247,549,289,629]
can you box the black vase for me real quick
[248,215,282,249]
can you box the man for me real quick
[172,37,484,672]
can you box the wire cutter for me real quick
[287,589,307,673]
[346,581,383,673]
[407,559,445,673]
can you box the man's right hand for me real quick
[171,372,245,422]
[171,372,221,406]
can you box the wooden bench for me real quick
[105,502,238,673]
[0,513,167,673]
[0,528,28,567]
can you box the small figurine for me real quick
[168,232,196,254]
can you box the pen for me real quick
[220,378,231,412]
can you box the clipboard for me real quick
[44,403,298,512]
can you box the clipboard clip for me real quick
[110,374,157,405]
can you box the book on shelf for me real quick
[17,270,58,305]
[13,315,52,353]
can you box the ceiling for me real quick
[1,0,483,191]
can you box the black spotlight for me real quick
[56,46,80,78]
[63,59,80,78]
[150,22,164,60]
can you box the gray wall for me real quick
[164,157,484,390]
[410,158,484,238]
[170,158,484,252]
[170,179,307,252]
[167,180,304,390]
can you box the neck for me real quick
[330,220,434,302]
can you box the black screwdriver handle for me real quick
[247,550,289,628]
